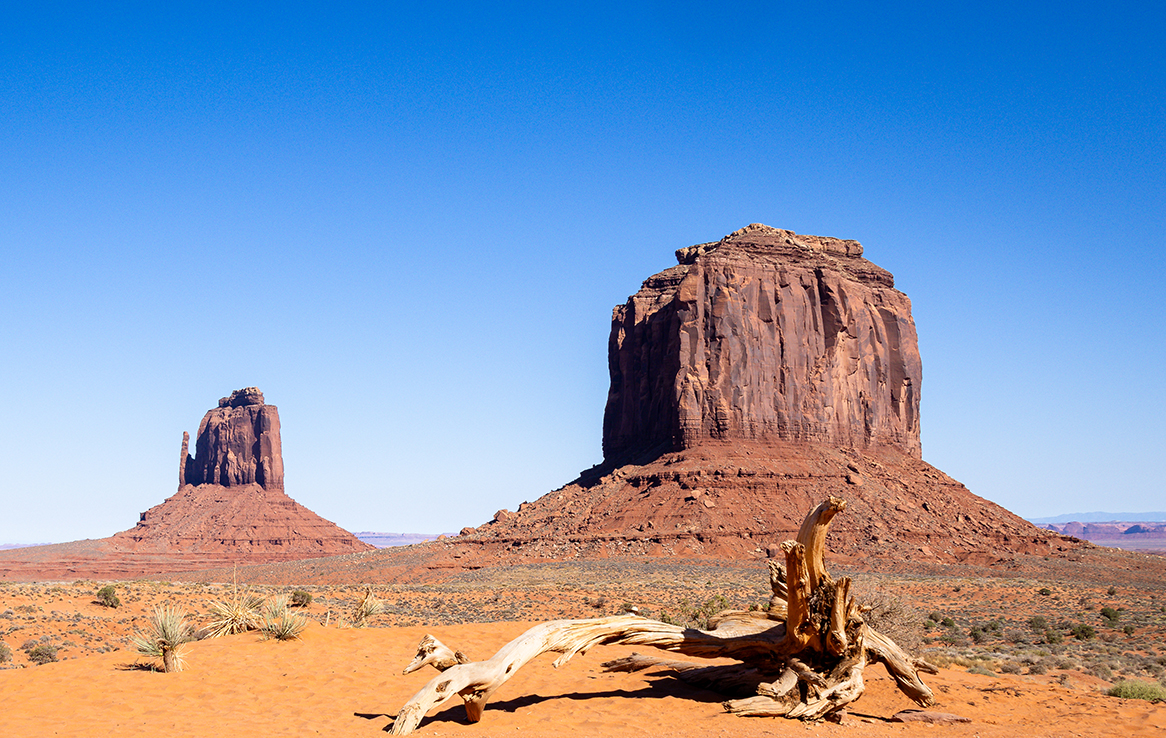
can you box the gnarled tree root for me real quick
[389,496,933,735]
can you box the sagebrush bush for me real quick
[96,584,120,608]
[27,643,58,665]
[0,641,12,663]
[1072,624,1097,640]
[289,590,313,608]
[1107,679,1166,702]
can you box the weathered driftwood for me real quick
[390,496,933,735]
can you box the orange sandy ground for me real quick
[4,619,1163,738]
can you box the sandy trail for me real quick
[3,620,1163,738]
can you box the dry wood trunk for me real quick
[389,496,933,735]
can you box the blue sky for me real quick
[2,2,1162,543]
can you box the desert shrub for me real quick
[1,609,14,619]
[1005,629,1029,644]
[1124,624,1135,636]
[1000,660,1023,674]
[1090,663,1114,681]
[1107,585,1118,596]
[27,644,58,665]
[1044,628,1064,645]
[20,638,38,650]
[1029,615,1049,632]
[927,612,943,622]
[0,642,11,663]
[968,664,995,676]
[351,587,383,627]
[1038,587,1052,596]
[131,606,193,672]
[861,591,923,653]
[205,587,266,638]
[289,590,313,608]
[1071,624,1096,640]
[96,584,120,608]
[262,600,308,641]
[1100,606,1121,624]
[1107,679,1166,701]
[941,617,955,628]
[969,625,989,644]
[1027,661,1048,675]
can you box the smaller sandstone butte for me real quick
[180,387,284,489]
[0,387,372,581]
[604,224,921,463]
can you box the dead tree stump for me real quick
[389,497,934,734]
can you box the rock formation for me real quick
[180,387,284,489]
[0,387,372,580]
[604,224,920,463]
[432,225,1080,575]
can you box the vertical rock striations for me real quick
[603,224,921,463]
[182,387,285,489]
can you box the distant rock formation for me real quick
[0,387,372,581]
[180,387,284,489]
[604,224,921,463]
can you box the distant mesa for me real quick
[0,387,372,581]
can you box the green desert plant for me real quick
[131,606,194,672]
[262,599,309,641]
[289,590,313,608]
[0,641,12,663]
[1107,679,1166,702]
[26,643,59,665]
[351,587,383,627]
[1071,623,1097,640]
[96,584,121,608]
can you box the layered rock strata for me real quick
[603,224,921,463]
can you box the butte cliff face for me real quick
[603,224,921,463]
[180,387,285,489]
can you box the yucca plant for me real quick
[204,570,266,638]
[131,606,194,673]
[351,587,383,628]
[261,598,308,641]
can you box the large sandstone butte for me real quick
[0,387,372,581]
[412,225,1079,576]
[604,224,920,462]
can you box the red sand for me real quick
[3,620,1162,738]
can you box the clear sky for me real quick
[2,2,1163,543]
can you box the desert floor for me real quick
[3,563,1165,737]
